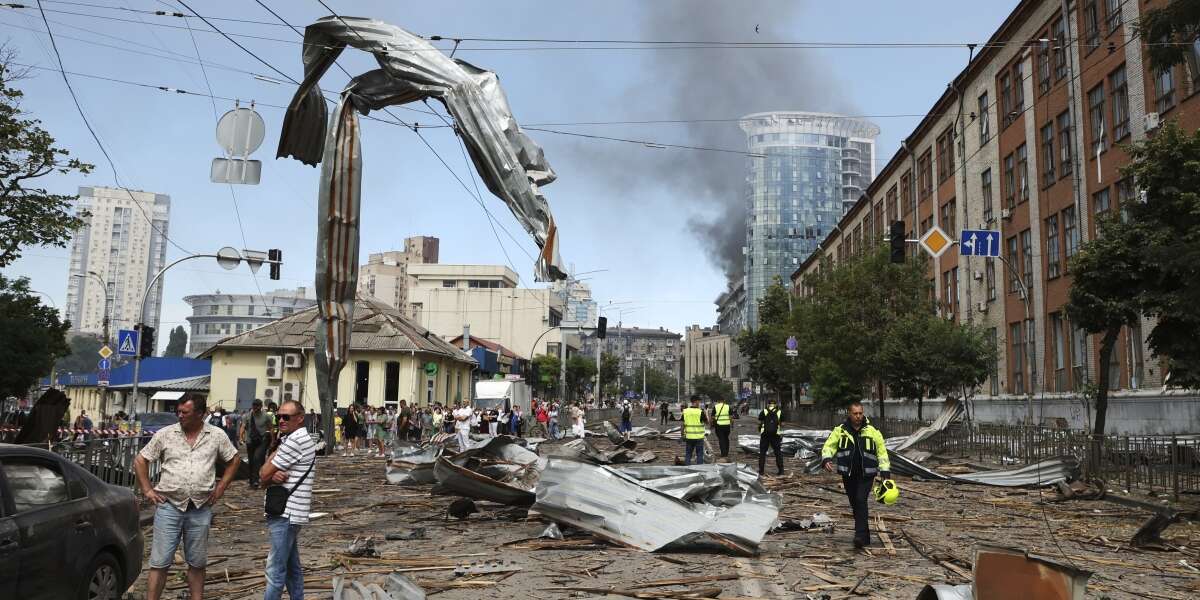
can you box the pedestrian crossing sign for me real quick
[117,329,139,356]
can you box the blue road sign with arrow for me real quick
[959,229,1001,257]
[117,329,139,356]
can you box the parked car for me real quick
[134,411,178,435]
[0,443,143,600]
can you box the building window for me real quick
[1011,322,1025,395]
[1104,0,1121,34]
[1050,312,1066,391]
[936,132,949,183]
[978,92,990,143]
[1003,153,1016,210]
[1037,40,1051,95]
[354,360,370,404]
[981,168,994,222]
[1116,177,1136,219]
[1070,322,1088,387]
[942,270,954,317]
[918,150,932,202]
[1093,187,1111,215]
[1016,144,1029,204]
[1012,61,1025,115]
[1006,235,1019,293]
[1083,1,1100,49]
[209,305,219,316]
[442,280,457,288]
[225,304,233,316]
[1128,322,1144,389]
[1057,111,1073,177]
[999,73,1012,124]
[1021,229,1033,290]
[901,172,913,215]
[940,199,956,235]
[987,328,1000,395]
[1106,65,1130,142]
[248,304,255,316]
[1063,206,1079,258]
[1052,18,1067,80]
[886,185,898,223]
[1154,67,1176,114]
[1046,214,1061,279]
[985,259,997,301]
[1040,122,1055,187]
[1088,83,1107,154]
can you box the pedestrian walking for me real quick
[135,398,239,600]
[659,400,669,426]
[240,399,274,488]
[420,408,433,442]
[548,403,560,439]
[259,400,317,600]
[712,397,732,459]
[453,403,473,450]
[757,398,785,477]
[820,401,890,549]
[620,401,633,433]
[570,402,585,438]
[681,395,705,465]
[371,407,388,456]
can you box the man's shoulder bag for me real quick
[264,459,314,517]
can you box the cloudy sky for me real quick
[3,0,1016,348]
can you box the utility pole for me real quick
[75,271,113,414]
[558,278,571,404]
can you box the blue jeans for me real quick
[149,502,212,569]
[264,516,304,600]
[685,439,705,465]
[549,420,559,439]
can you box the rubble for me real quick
[385,443,441,486]
[431,435,544,506]
[333,572,425,600]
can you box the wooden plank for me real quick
[875,515,896,557]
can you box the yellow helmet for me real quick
[873,479,899,505]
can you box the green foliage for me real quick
[0,58,93,267]
[1134,0,1200,73]
[625,365,676,400]
[53,334,104,375]
[565,355,597,401]
[164,325,188,358]
[735,281,805,395]
[530,354,560,396]
[808,358,856,407]
[690,373,732,403]
[882,313,996,417]
[0,275,71,397]
[599,352,621,397]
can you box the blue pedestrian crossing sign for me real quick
[959,229,1001,257]
[117,329,139,356]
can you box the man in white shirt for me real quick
[571,402,586,438]
[259,400,316,600]
[453,403,473,451]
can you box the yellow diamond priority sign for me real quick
[919,225,953,258]
[98,345,113,359]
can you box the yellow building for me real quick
[200,296,476,411]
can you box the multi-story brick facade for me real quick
[793,0,1197,414]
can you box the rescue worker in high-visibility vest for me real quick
[711,397,732,459]
[681,395,706,465]
[757,398,785,476]
[821,401,891,549]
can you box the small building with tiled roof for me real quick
[447,334,528,380]
[200,296,476,411]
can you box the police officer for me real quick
[712,396,732,459]
[820,401,890,549]
[757,398,784,476]
[682,395,706,465]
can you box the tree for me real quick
[565,355,597,402]
[691,373,732,403]
[530,354,560,398]
[1120,122,1200,386]
[1066,215,1146,437]
[883,313,996,419]
[0,56,93,267]
[164,325,188,357]
[735,281,806,401]
[1135,0,1200,74]
[626,365,676,401]
[0,275,71,397]
[598,352,621,398]
[53,334,104,375]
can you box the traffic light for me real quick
[268,249,282,280]
[889,221,906,264]
[597,316,608,339]
[137,325,156,358]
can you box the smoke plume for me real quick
[570,1,858,288]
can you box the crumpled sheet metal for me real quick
[616,463,780,509]
[532,458,780,555]
[915,584,973,600]
[738,429,829,455]
[432,435,545,505]
[277,16,565,281]
[333,572,425,600]
[887,400,964,452]
[385,443,441,485]
[545,438,655,465]
[973,545,1090,600]
[882,454,1079,487]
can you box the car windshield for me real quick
[474,398,505,411]
[137,412,179,427]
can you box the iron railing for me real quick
[790,407,1200,499]
[1,430,160,489]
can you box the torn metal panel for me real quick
[431,435,544,505]
[531,458,780,555]
[951,456,1079,487]
[333,572,425,600]
[973,545,1091,600]
[385,444,441,485]
[888,400,964,452]
[276,16,566,281]
[915,584,972,600]
[739,429,828,455]
[545,438,655,465]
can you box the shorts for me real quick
[149,501,213,569]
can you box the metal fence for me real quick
[790,407,1200,500]
[1,430,160,489]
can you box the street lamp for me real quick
[130,247,281,413]
[73,270,113,346]
[595,300,633,404]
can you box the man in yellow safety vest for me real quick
[711,397,732,459]
[682,395,706,465]
[821,401,890,549]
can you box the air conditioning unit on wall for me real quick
[1144,112,1161,132]
[266,355,282,379]
[284,353,302,369]
[262,386,280,402]
[976,302,988,313]
[282,381,299,402]
[1001,208,1013,221]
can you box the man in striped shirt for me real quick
[259,400,316,600]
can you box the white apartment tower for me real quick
[63,186,170,340]
[359,236,440,314]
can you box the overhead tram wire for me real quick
[32,0,193,256]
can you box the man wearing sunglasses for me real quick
[259,400,316,600]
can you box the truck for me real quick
[474,380,532,415]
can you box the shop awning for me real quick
[150,391,186,401]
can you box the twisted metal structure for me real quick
[276,16,567,442]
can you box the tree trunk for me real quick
[1091,326,1121,469]
[917,392,924,421]
[876,380,886,422]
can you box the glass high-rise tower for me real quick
[740,112,879,327]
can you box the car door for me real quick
[0,479,19,594]
[1,456,88,600]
